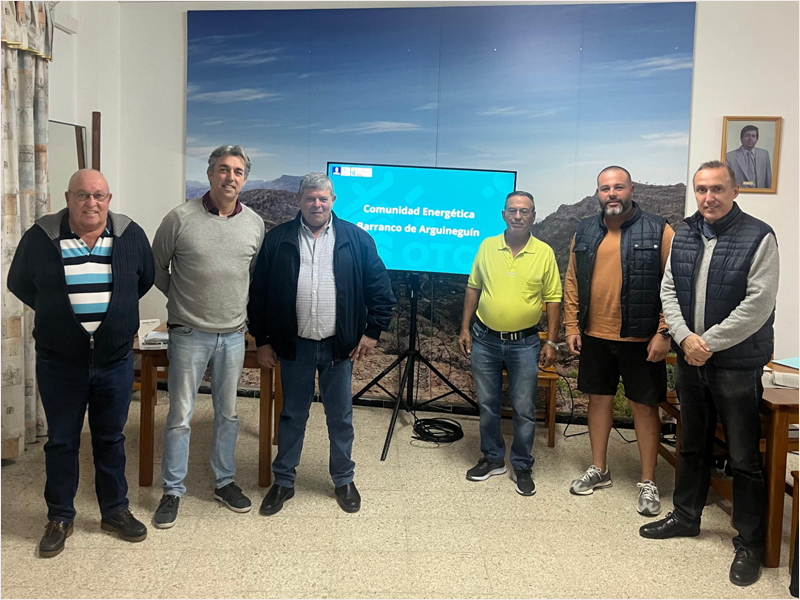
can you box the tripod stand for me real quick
[352,272,479,460]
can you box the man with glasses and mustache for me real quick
[8,169,154,557]
[458,191,562,497]
[563,166,674,516]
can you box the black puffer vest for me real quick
[573,202,666,338]
[670,203,774,369]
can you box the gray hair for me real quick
[505,190,535,211]
[694,160,737,188]
[298,172,334,196]
[207,145,252,179]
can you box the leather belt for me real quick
[477,319,539,341]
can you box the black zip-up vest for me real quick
[573,202,666,338]
[670,203,775,369]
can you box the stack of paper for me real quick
[762,367,800,389]
[138,319,168,350]
[772,371,799,389]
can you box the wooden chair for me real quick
[657,355,681,473]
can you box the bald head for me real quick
[65,169,112,236]
[68,169,109,193]
[596,165,632,187]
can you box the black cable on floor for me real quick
[557,368,636,443]
[407,294,465,446]
[411,416,464,444]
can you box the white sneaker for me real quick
[569,464,612,495]
[637,480,661,516]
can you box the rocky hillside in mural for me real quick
[225,180,686,411]
[532,181,687,274]
[187,175,303,228]
[186,175,302,203]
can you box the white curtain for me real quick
[1,1,52,457]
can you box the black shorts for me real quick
[577,334,666,406]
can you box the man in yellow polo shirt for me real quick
[458,191,562,496]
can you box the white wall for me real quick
[687,1,798,359]
[49,2,121,205]
[50,1,799,357]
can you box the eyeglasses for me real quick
[505,208,532,216]
[69,191,109,202]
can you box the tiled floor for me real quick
[1,391,797,599]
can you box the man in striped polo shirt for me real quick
[8,169,155,557]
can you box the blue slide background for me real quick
[329,164,516,275]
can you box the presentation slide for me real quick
[328,163,516,275]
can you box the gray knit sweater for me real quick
[152,198,265,332]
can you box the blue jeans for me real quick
[672,354,766,552]
[273,337,355,488]
[470,321,540,471]
[162,326,245,496]
[36,351,134,522]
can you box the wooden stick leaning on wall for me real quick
[92,111,101,170]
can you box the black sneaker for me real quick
[466,458,507,481]
[512,468,536,496]
[153,494,180,529]
[39,520,73,558]
[100,509,147,542]
[214,482,252,513]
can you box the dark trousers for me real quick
[273,337,355,488]
[672,354,766,552]
[36,351,134,522]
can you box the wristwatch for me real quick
[658,327,671,339]
[544,340,559,351]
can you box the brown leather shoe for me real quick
[39,520,74,558]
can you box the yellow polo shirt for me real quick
[467,233,562,332]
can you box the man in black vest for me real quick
[640,160,779,587]
[564,166,673,516]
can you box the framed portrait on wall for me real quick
[721,116,782,193]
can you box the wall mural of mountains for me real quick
[188,3,695,414]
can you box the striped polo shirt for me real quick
[60,217,114,334]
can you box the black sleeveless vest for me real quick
[573,202,666,338]
[669,203,774,369]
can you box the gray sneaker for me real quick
[569,465,612,495]
[637,480,661,516]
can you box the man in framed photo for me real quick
[726,125,772,189]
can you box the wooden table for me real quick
[134,334,280,489]
[761,364,799,567]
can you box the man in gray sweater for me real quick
[151,145,265,528]
[640,160,779,587]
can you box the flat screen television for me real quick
[327,162,517,275]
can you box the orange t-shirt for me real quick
[564,223,674,341]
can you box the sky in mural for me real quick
[187,3,696,217]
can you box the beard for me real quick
[601,199,630,216]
